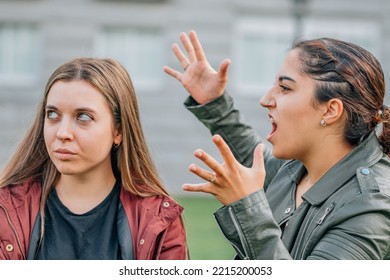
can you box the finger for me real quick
[180,32,196,62]
[212,134,237,166]
[188,162,217,183]
[172,43,190,70]
[218,58,231,82]
[252,144,265,172]
[188,30,207,62]
[182,182,217,195]
[192,149,223,175]
[162,66,183,81]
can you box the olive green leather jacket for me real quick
[185,93,390,260]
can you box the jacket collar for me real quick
[290,132,383,206]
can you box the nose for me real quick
[56,119,74,142]
[260,88,275,108]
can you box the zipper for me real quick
[215,209,246,259]
[222,236,248,260]
[228,206,251,260]
[0,204,26,259]
[318,203,336,225]
[298,202,336,259]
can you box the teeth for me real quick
[269,117,274,124]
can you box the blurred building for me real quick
[1,0,389,195]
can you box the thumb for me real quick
[252,144,265,172]
[218,58,231,81]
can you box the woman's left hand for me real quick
[183,134,266,205]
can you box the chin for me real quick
[52,163,78,176]
[271,146,293,160]
[56,168,78,176]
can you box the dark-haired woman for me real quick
[164,31,390,259]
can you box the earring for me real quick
[320,119,327,127]
[113,142,120,148]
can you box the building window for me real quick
[232,18,295,96]
[95,0,167,2]
[0,23,40,86]
[232,17,381,96]
[303,19,381,58]
[95,27,163,90]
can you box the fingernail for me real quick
[194,150,202,157]
[189,164,196,171]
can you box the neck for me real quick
[302,140,353,183]
[305,173,317,184]
[55,171,116,214]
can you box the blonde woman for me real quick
[0,58,187,260]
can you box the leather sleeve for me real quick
[214,189,292,260]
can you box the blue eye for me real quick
[77,113,92,122]
[46,110,59,120]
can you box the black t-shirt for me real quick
[35,181,122,260]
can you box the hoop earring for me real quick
[113,142,120,148]
[320,119,327,127]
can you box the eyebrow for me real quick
[45,105,97,114]
[278,76,296,83]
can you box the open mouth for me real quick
[267,115,277,141]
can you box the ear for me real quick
[113,126,123,146]
[321,98,344,125]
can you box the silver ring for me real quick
[183,63,189,71]
[209,172,216,183]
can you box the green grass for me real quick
[175,195,236,260]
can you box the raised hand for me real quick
[183,134,266,205]
[163,30,231,105]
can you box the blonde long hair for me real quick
[0,57,169,221]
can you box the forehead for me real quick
[278,50,301,74]
[46,80,109,110]
[276,50,311,82]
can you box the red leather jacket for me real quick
[0,180,187,260]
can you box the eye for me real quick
[279,84,290,92]
[46,110,59,120]
[77,113,93,122]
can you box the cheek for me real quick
[280,100,313,126]
[82,137,114,162]
[83,135,112,149]
[43,123,55,146]
[82,126,115,150]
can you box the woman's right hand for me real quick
[163,30,231,105]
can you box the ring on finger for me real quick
[183,63,189,71]
[209,172,216,184]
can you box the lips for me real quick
[53,148,77,160]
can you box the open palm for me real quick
[163,31,231,105]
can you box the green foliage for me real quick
[175,195,236,260]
